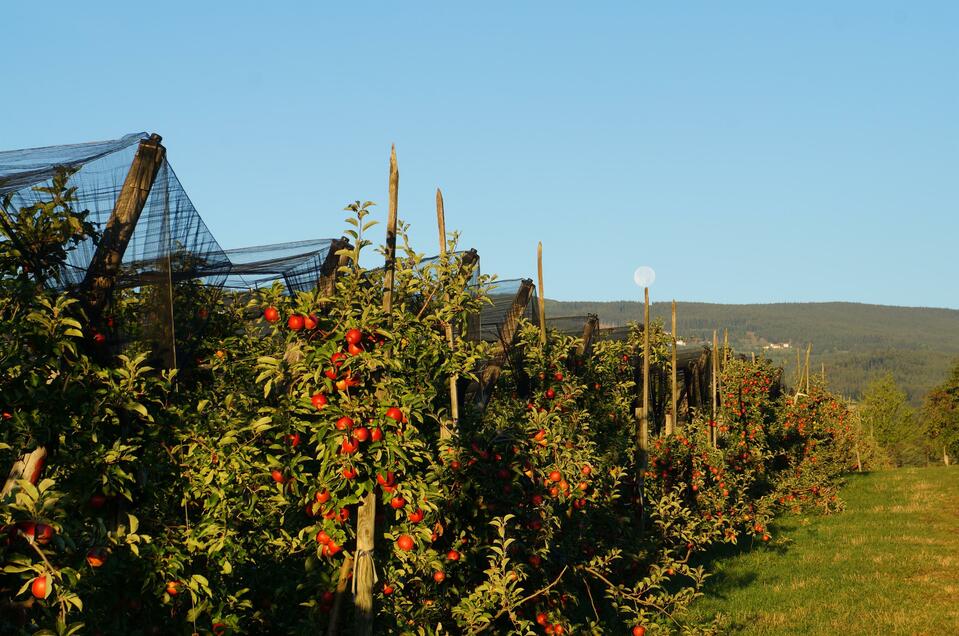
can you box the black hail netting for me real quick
[545,315,592,336]
[223,239,336,292]
[478,278,539,342]
[0,133,342,294]
[0,132,231,289]
[0,133,349,367]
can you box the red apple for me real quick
[263,307,280,323]
[311,393,328,409]
[86,548,107,568]
[287,314,304,331]
[31,575,48,599]
[396,535,415,551]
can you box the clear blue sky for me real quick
[3,2,957,308]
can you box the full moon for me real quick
[633,266,656,287]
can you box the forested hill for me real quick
[543,300,959,405]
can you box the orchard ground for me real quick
[689,466,959,635]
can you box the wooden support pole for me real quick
[636,287,650,522]
[2,447,47,497]
[805,343,812,393]
[81,134,166,324]
[577,314,598,358]
[469,280,535,409]
[353,145,399,636]
[669,300,677,434]
[711,330,719,448]
[796,348,802,393]
[326,556,353,636]
[537,242,546,345]
[723,329,729,366]
[318,237,351,297]
[437,188,455,440]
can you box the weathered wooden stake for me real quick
[82,134,166,324]
[711,330,719,448]
[795,349,802,390]
[537,242,546,345]
[805,343,812,393]
[353,145,399,635]
[318,237,351,297]
[436,189,455,440]
[577,314,599,358]
[636,287,650,522]
[470,280,535,408]
[1,447,47,497]
[669,300,677,435]
[326,556,354,636]
[723,328,729,366]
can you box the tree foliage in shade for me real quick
[860,373,920,466]
[920,358,959,465]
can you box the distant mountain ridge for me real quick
[543,300,959,405]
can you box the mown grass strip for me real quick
[688,466,959,635]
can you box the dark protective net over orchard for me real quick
[0,133,339,293]
[0,133,350,368]
[478,278,539,342]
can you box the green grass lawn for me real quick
[687,466,959,635]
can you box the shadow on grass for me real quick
[687,523,795,600]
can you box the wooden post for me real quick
[437,189,455,440]
[537,242,546,345]
[326,556,354,636]
[469,280,534,409]
[2,447,47,497]
[711,330,719,448]
[723,329,729,366]
[353,145,399,636]
[855,408,863,472]
[81,134,166,324]
[805,343,812,393]
[669,300,678,434]
[577,314,598,358]
[796,349,802,391]
[318,237,351,297]
[636,287,650,522]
